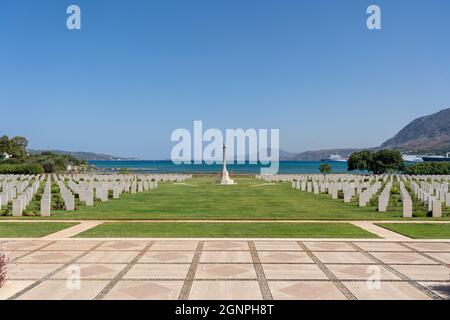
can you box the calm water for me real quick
[89,160,352,174]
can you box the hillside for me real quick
[280,108,450,160]
[27,149,137,161]
[286,148,362,161]
[381,108,450,153]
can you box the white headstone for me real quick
[12,199,23,216]
[40,198,51,216]
[402,198,412,218]
[432,199,442,218]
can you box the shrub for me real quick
[404,162,450,175]
[390,186,400,195]
[319,163,332,174]
[40,159,57,173]
[0,163,44,174]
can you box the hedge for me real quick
[404,162,450,175]
[0,163,45,174]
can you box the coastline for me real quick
[88,160,353,174]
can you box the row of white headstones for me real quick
[410,178,450,218]
[257,174,450,218]
[0,173,193,217]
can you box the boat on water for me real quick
[402,154,424,162]
[422,152,450,162]
[321,154,348,162]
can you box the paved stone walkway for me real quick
[1,239,449,300]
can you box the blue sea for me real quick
[89,160,352,174]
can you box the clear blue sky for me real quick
[1,0,449,159]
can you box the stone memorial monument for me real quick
[218,144,235,185]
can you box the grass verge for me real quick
[0,222,78,238]
[376,223,450,239]
[75,222,378,238]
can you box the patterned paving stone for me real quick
[0,280,35,299]
[391,265,450,281]
[262,264,328,280]
[404,243,450,252]
[269,281,346,300]
[1,240,449,300]
[303,242,356,252]
[51,264,126,280]
[150,241,199,251]
[3,251,31,261]
[103,281,183,300]
[203,241,249,251]
[95,241,149,251]
[138,251,195,263]
[2,241,51,251]
[43,241,100,251]
[370,252,438,265]
[254,241,302,251]
[123,264,190,280]
[17,280,109,300]
[258,251,313,264]
[195,264,257,279]
[16,251,83,263]
[77,251,140,263]
[355,242,412,252]
[6,263,63,279]
[189,281,262,300]
[313,251,375,264]
[422,252,450,264]
[199,251,253,263]
[326,264,401,280]
[343,281,432,300]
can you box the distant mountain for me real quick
[381,108,450,153]
[285,148,363,161]
[28,149,137,161]
[282,108,450,160]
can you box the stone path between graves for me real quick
[0,239,449,300]
[41,221,104,240]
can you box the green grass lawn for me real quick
[0,222,77,238]
[377,223,450,239]
[75,222,378,238]
[1,177,448,220]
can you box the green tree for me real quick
[0,135,28,158]
[348,149,404,174]
[0,135,87,173]
[319,163,332,174]
[371,149,404,174]
[11,136,28,150]
[0,135,12,156]
[347,150,374,171]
